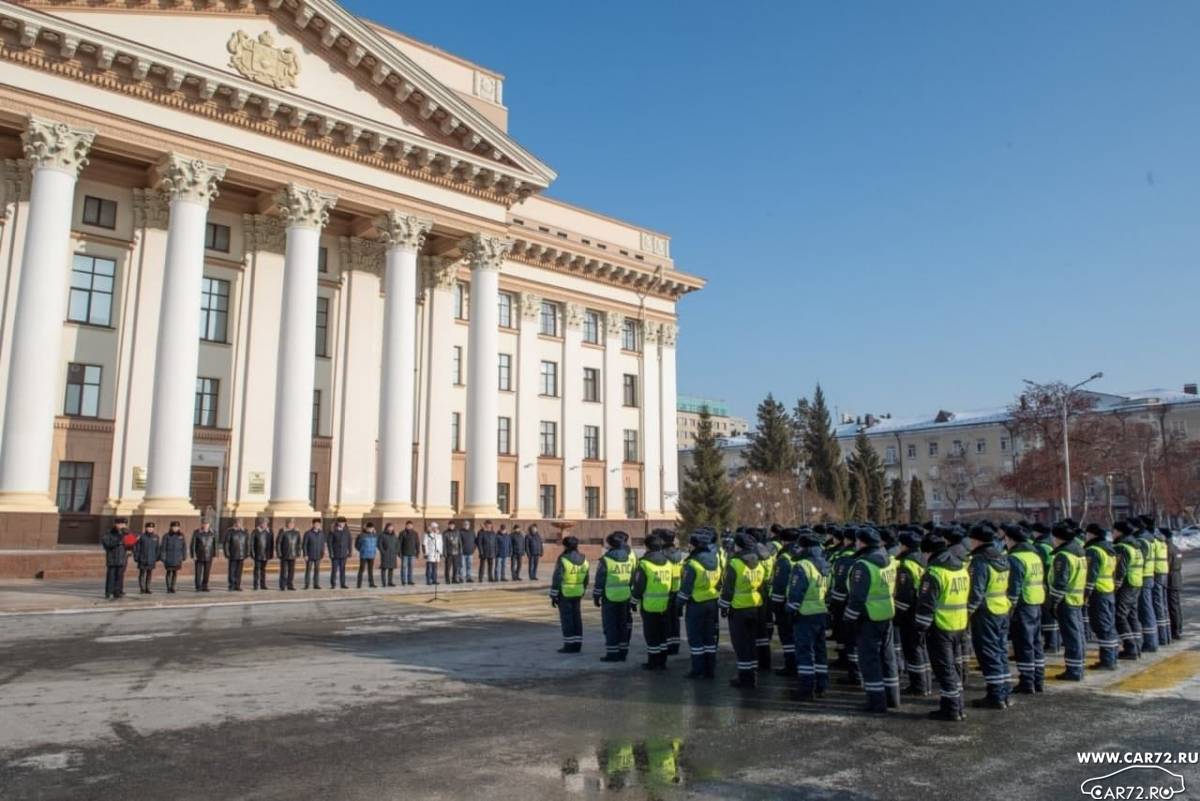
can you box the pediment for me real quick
[2,0,554,200]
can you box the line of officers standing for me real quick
[548,515,1184,722]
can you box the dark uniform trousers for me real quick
[1115,586,1142,658]
[856,619,900,711]
[304,558,322,589]
[772,600,796,673]
[666,593,682,655]
[898,620,931,694]
[970,611,1011,701]
[193,559,212,591]
[684,600,718,677]
[252,560,269,590]
[838,614,860,681]
[558,597,583,651]
[528,554,540,580]
[479,556,495,582]
[330,558,348,588]
[1056,603,1086,679]
[1154,580,1171,645]
[641,610,669,667]
[1011,603,1045,690]
[755,603,773,670]
[137,566,154,593]
[105,564,126,597]
[601,599,632,660]
[792,613,828,696]
[358,558,376,588]
[928,629,966,717]
[511,554,522,580]
[1041,596,1061,652]
[1088,592,1119,667]
[278,559,296,590]
[1138,580,1159,652]
[164,567,179,593]
[728,607,760,685]
[1168,582,1183,641]
[227,559,244,590]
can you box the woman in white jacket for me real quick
[423,523,444,586]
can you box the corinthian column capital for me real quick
[377,211,432,252]
[156,153,227,205]
[276,182,338,229]
[459,232,512,272]
[21,116,95,176]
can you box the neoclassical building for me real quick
[0,0,702,547]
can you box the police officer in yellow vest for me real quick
[768,527,801,677]
[1112,520,1144,661]
[826,526,860,682]
[1047,522,1088,681]
[843,527,900,713]
[1145,515,1172,646]
[1031,522,1060,653]
[719,531,766,688]
[1004,523,1046,693]
[1131,516,1160,653]
[678,530,722,679]
[894,528,931,696]
[786,528,830,700]
[594,532,637,662]
[1083,524,1119,669]
[631,533,675,671]
[914,532,970,722]
[550,535,589,653]
[966,523,1013,709]
[752,528,777,671]
[659,529,686,656]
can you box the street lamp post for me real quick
[1024,372,1103,519]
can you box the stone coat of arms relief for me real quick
[227,30,299,90]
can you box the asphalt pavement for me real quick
[1,572,1198,801]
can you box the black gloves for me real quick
[593,596,601,607]
[630,601,638,613]
[720,606,729,618]
[550,596,559,608]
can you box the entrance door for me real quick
[189,467,219,520]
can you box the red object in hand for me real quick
[122,532,138,550]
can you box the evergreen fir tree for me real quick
[677,408,736,532]
[849,470,868,521]
[846,431,887,522]
[746,393,797,475]
[791,396,812,468]
[908,475,928,524]
[888,476,906,524]
[804,384,845,505]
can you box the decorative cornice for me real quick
[132,187,169,230]
[338,235,384,275]
[661,323,678,347]
[243,213,287,254]
[460,232,512,273]
[507,237,701,301]
[564,302,583,329]
[377,211,432,252]
[422,254,458,291]
[156,152,226,205]
[605,311,625,337]
[21,115,95,175]
[644,322,661,345]
[275,183,337,230]
[519,291,541,321]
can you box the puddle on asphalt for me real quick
[559,737,697,798]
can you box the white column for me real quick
[642,322,662,517]
[267,183,337,514]
[373,212,430,516]
[603,312,625,519]
[140,154,227,514]
[460,233,512,518]
[420,256,456,516]
[514,291,541,518]
[561,303,585,518]
[0,117,94,510]
[660,323,679,515]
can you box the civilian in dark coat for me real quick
[496,525,512,582]
[398,521,420,586]
[250,517,274,591]
[190,522,218,592]
[276,519,302,591]
[224,519,250,591]
[102,519,130,600]
[327,517,352,589]
[133,523,160,594]
[526,525,545,580]
[378,523,399,587]
[160,522,187,594]
[302,517,325,589]
[509,526,527,580]
[459,522,477,582]
[443,523,463,583]
[476,522,498,582]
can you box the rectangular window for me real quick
[622,318,641,352]
[885,445,897,465]
[585,486,601,519]
[497,416,512,455]
[623,429,639,463]
[309,473,318,508]
[906,444,917,459]
[312,390,321,436]
[451,412,461,451]
[68,254,116,327]
[540,360,558,397]
[539,300,558,336]
[453,346,464,386]
[315,296,329,357]
[450,480,460,512]
[976,438,986,454]
[952,439,964,456]
[204,222,231,253]
[497,292,513,328]
[623,374,638,407]
[454,283,467,320]
[932,488,942,503]
[497,353,512,391]
[56,461,93,512]
[1000,437,1010,452]
[318,246,329,273]
[64,363,101,417]
[583,367,600,402]
[199,277,230,342]
[81,195,117,229]
[928,442,939,457]
[497,482,511,515]
[539,421,557,457]
[582,310,600,344]
[194,377,219,427]
[539,484,557,519]
[624,487,639,519]
[584,425,600,460]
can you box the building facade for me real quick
[676,395,748,447]
[0,0,703,547]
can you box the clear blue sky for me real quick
[351,0,1200,422]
